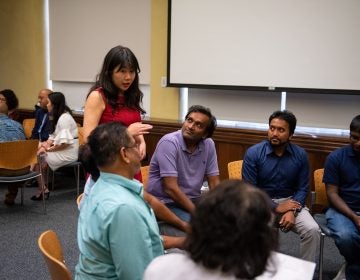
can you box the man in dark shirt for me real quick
[242,110,320,263]
[31,88,52,142]
[323,114,360,280]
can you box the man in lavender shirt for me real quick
[147,105,220,223]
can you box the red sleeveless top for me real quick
[98,89,143,181]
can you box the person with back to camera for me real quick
[76,122,164,280]
[81,45,189,234]
[242,110,320,264]
[0,89,26,205]
[323,114,360,280]
[146,105,220,223]
[31,92,79,200]
[144,179,316,280]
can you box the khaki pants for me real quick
[273,197,321,263]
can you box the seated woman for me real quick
[31,92,79,200]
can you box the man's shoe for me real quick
[333,262,346,280]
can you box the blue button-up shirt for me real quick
[0,114,25,142]
[242,140,309,207]
[323,144,360,212]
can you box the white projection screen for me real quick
[168,0,360,94]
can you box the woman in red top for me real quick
[81,45,189,240]
[83,45,147,181]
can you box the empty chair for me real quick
[22,118,36,139]
[38,230,72,280]
[227,160,243,179]
[0,139,46,213]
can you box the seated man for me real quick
[242,110,320,263]
[323,114,360,280]
[147,105,220,222]
[76,122,164,280]
[31,88,52,142]
[0,89,26,205]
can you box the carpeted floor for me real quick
[0,171,344,280]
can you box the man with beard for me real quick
[147,105,220,223]
[323,115,360,280]
[242,110,320,263]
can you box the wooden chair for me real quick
[22,118,36,139]
[78,126,85,145]
[38,230,72,280]
[0,140,46,213]
[76,192,84,207]
[227,160,243,179]
[140,165,150,189]
[311,168,334,280]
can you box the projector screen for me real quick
[49,0,150,84]
[168,0,360,94]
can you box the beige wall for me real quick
[150,0,179,119]
[0,0,47,109]
[0,0,179,118]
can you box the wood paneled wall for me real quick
[18,109,348,194]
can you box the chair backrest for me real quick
[77,126,85,145]
[38,230,72,280]
[0,140,39,170]
[22,118,36,139]
[141,165,150,189]
[227,160,243,179]
[76,193,84,206]
[314,168,329,208]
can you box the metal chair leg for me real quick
[318,231,325,280]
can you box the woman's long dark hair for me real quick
[87,45,145,114]
[48,92,72,133]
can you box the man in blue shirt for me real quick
[323,115,360,280]
[76,122,164,280]
[31,88,52,142]
[242,110,320,263]
[0,89,26,205]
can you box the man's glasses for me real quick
[125,143,140,150]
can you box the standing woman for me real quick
[31,92,79,200]
[83,45,146,181]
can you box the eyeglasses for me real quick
[125,143,140,150]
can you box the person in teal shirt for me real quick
[75,122,164,280]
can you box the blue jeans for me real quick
[165,198,199,223]
[326,208,360,280]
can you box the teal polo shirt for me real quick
[76,172,164,280]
